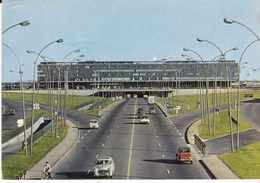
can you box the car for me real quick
[149,107,156,114]
[93,156,115,178]
[176,147,193,164]
[89,119,99,129]
[8,108,15,115]
[137,108,145,118]
[140,115,150,124]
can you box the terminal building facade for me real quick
[37,60,238,90]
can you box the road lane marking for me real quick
[107,136,109,138]
[162,154,165,158]
[96,154,99,158]
[102,144,105,147]
[179,133,182,136]
[87,170,91,174]
[167,169,170,174]
[127,99,137,179]
[159,143,161,147]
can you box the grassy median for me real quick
[219,141,260,179]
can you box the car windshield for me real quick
[96,160,110,165]
[91,120,98,123]
[142,116,148,119]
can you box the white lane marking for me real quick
[156,135,159,138]
[176,130,179,132]
[107,136,109,138]
[96,154,99,158]
[81,136,84,139]
[179,133,182,136]
[167,169,170,174]
[84,133,87,136]
[110,129,113,132]
[159,143,161,147]
[182,137,185,140]
[87,130,90,133]
[87,170,91,174]
[102,144,105,147]
[162,154,165,158]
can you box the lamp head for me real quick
[224,18,234,24]
[197,38,204,42]
[56,39,63,43]
[27,50,33,53]
[75,49,81,53]
[20,20,30,26]
[183,48,189,51]
[181,54,186,57]
[80,54,85,57]
[233,47,238,51]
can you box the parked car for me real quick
[149,107,156,114]
[140,115,150,124]
[89,119,99,129]
[176,147,193,164]
[93,156,115,178]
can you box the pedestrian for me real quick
[43,161,52,180]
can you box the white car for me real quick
[140,115,150,124]
[93,156,115,178]
[89,119,99,129]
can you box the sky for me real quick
[2,0,260,82]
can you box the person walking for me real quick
[43,161,52,180]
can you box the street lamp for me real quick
[2,20,30,34]
[183,48,208,131]
[3,43,27,155]
[197,38,236,152]
[224,18,260,152]
[224,18,260,40]
[27,38,63,155]
[236,39,259,151]
[63,54,85,126]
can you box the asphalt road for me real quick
[52,98,210,179]
[2,99,32,134]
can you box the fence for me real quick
[194,134,206,156]
[2,113,43,144]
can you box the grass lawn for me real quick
[2,119,68,179]
[219,141,260,179]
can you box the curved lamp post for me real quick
[27,38,63,155]
[236,39,259,151]
[3,43,27,155]
[224,18,260,40]
[63,54,84,126]
[183,48,207,130]
[224,18,260,152]
[181,54,201,109]
[197,38,237,152]
[2,20,30,34]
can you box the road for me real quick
[2,99,32,134]
[52,98,210,179]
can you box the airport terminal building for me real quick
[37,60,238,90]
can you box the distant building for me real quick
[37,60,238,89]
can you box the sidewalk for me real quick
[186,119,239,179]
[25,120,79,180]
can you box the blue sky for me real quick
[2,0,260,82]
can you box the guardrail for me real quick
[194,134,206,156]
